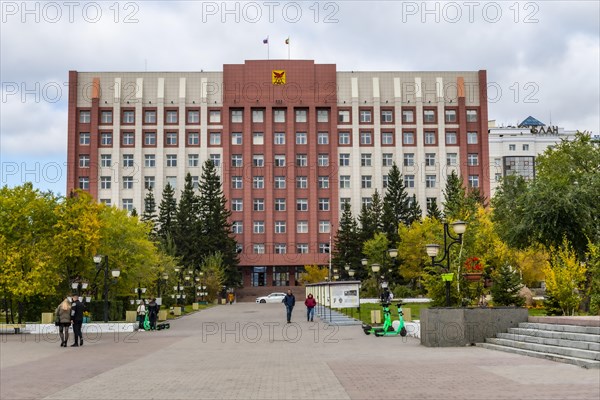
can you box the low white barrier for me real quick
[25,322,137,335]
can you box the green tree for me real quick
[200,252,226,302]
[175,173,201,268]
[426,198,443,220]
[544,238,587,315]
[198,161,239,287]
[332,203,363,279]
[381,163,410,244]
[443,170,468,220]
[406,194,422,225]
[586,241,600,315]
[358,203,377,244]
[141,188,158,239]
[491,175,531,250]
[491,264,524,306]
[370,190,384,232]
[157,183,178,245]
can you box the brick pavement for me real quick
[1,303,599,400]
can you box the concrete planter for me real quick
[420,307,528,347]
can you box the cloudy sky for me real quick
[1,0,598,195]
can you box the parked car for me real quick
[256,292,286,303]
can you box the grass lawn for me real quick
[164,303,213,320]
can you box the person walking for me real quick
[70,294,84,347]
[136,300,146,330]
[55,297,72,347]
[147,298,159,330]
[282,289,296,323]
[304,293,317,322]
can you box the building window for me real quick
[402,110,414,123]
[231,154,243,168]
[253,199,265,212]
[319,243,330,253]
[187,110,199,124]
[274,132,285,145]
[425,153,436,167]
[424,131,436,145]
[100,176,111,190]
[253,221,265,234]
[296,199,308,211]
[318,176,329,189]
[252,109,264,123]
[78,176,89,190]
[317,132,329,145]
[361,153,372,167]
[445,109,457,123]
[100,111,113,124]
[339,153,350,166]
[188,132,199,146]
[274,176,286,189]
[319,220,331,234]
[360,131,372,145]
[232,221,243,234]
[404,175,415,188]
[273,109,286,123]
[275,221,286,234]
[403,131,415,145]
[231,132,242,145]
[166,132,178,146]
[231,199,243,212]
[340,198,350,209]
[446,153,457,166]
[297,244,309,254]
[523,144,530,151]
[509,144,516,151]
[231,176,243,189]
[467,153,479,166]
[297,221,309,233]
[467,132,478,144]
[274,198,286,211]
[100,132,113,146]
[495,173,502,182]
[318,198,330,211]
[423,110,436,123]
[382,131,394,145]
[446,131,457,145]
[166,110,178,124]
[425,175,436,188]
[274,244,287,254]
[295,109,307,123]
[122,176,134,190]
[381,110,393,123]
[122,199,133,212]
[123,154,134,168]
[79,110,91,123]
[468,175,480,188]
[296,132,307,145]
[210,132,221,145]
[144,132,156,146]
[466,109,478,122]
[382,153,393,167]
[231,110,243,123]
[166,154,177,167]
[122,132,134,146]
[296,176,308,189]
[274,155,286,167]
[166,176,177,190]
[253,154,264,167]
[383,175,389,188]
[253,132,264,145]
[209,154,221,167]
[296,154,308,167]
[338,110,350,123]
[122,111,135,124]
[79,132,90,145]
[361,175,372,189]
[253,176,264,189]
[340,175,350,189]
[318,154,329,167]
[359,110,372,123]
[317,109,329,122]
[188,154,200,167]
[144,176,155,190]
[362,197,372,208]
[403,153,415,167]
[100,154,111,167]
[209,110,221,123]
[144,110,156,124]
[145,155,156,167]
[79,155,90,168]
[339,132,350,145]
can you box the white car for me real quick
[256,292,286,303]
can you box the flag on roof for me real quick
[263,37,268,44]
[285,37,290,45]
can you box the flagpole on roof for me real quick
[287,36,290,60]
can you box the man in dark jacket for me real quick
[282,290,296,323]
[70,294,84,347]
[147,298,159,330]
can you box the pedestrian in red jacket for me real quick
[304,293,317,322]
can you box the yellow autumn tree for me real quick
[544,238,587,315]
[513,245,548,287]
[299,265,328,284]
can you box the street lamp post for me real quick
[174,267,184,306]
[157,273,168,299]
[362,248,398,302]
[133,283,147,304]
[93,255,120,323]
[425,220,467,307]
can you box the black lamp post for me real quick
[174,267,184,306]
[362,248,398,302]
[425,220,467,307]
[133,283,147,303]
[157,273,168,299]
[93,254,120,322]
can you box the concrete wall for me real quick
[420,307,528,347]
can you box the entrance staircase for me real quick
[478,317,600,369]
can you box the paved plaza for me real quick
[1,303,599,400]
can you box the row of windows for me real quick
[231,109,330,124]
[80,131,215,147]
[232,220,331,234]
[247,243,331,255]
[338,130,478,146]
[80,109,213,125]
[87,153,222,169]
[338,108,478,124]
[230,198,331,212]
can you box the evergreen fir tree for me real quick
[176,173,201,268]
[442,170,467,220]
[381,163,410,245]
[332,203,364,280]
[198,160,240,287]
[370,189,384,232]
[158,183,178,246]
[407,194,422,225]
[491,264,525,306]
[426,198,443,220]
[358,203,377,244]
[466,187,487,210]
[141,188,158,238]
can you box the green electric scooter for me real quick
[362,302,407,337]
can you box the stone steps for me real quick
[478,321,600,369]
